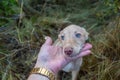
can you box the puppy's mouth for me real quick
[64,49,80,57]
[64,47,73,56]
[64,45,84,57]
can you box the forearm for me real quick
[28,74,49,80]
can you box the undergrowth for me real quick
[81,18,120,80]
[0,0,120,80]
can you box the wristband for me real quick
[30,67,55,80]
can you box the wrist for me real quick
[28,74,49,80]
[30,67,55,80]
[34,62,59,74]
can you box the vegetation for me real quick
[0,0,120,80]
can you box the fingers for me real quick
[78,50,91,57]
[76,43,92,58]
[71,50,91,60]
[67,43,92,61]
[82,43,92,51]
[44,36,53,45]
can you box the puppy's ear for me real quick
[81,28,89,40]
[85,31,89,40]
[58,31,63,41]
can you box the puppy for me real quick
[54,24,89,80]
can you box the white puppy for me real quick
[54,24,89,80]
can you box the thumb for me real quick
[44,36,53,45]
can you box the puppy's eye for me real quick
[75,33,81,38]
[61,35,64,40]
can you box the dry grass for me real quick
[0,0,120,79]
[0,17,120,80]
[79,18,120,80]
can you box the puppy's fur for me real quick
[54,24,89,80]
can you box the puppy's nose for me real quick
[64,47,73,55]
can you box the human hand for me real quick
[34,36,92,74]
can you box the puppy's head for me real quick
[58,24,89,56]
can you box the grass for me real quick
[0,0,120,80]
[81,17,120,80]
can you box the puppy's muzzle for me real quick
[64,47,73,55]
